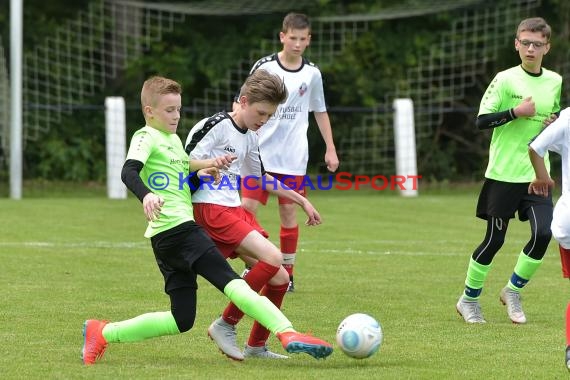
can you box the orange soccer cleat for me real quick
[276,331,333,359]
[81,319,109,365]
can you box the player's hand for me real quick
[514,97,536,117]
[325,149,340,172]
[197,167,221,185]
[528,178,554,197]
[211,154,237,170]
[301,201,322,226]
[142,193,164,221]
[543,113,558,127]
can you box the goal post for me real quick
[393,98,418,197]
[9,0,23,199]
[105,97,127,199]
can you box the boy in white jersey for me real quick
[239,13,340,291]
[528,109,570,370]
[456,17,562,325]
[80,76,333,365]
[187,69,324,360]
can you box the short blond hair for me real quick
[140,76,182,112]
[516,17,552,40]
[239,69,287,106]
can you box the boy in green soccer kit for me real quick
[81,76,333,364]
[456,17,562,324]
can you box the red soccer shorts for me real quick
[241,173,307,205]
[193,203,268,259]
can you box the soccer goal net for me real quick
[1,0,551,198]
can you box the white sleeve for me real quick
[185,118,208,150]
[529,108,570,156]
[240,136,262,177]
[309,70,327,113]
[189,125,218,160]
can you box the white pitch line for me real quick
[298,247,464,256]
[0,241,458,256]
[298,239,528,245]
[0,240,530,257]
[0,241,148,249]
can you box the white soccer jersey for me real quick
[186,111,262,207]
[530,108,570,248]
[250,53,327,175]
[530,107,570,193]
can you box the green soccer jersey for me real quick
[479,65,561,182]
[126,126,193,238]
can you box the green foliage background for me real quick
[1,0,570,182]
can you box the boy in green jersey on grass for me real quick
[81,76,333,365]
[456,17,562,324]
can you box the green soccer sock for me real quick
[463,258,492,300]
[507,251,542,291]
[224,279,294,334]
[102,311,180,343]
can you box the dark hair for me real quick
[516,17,551,40]
[282,12,311,33]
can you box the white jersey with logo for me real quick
[185,111,262,207]
[251,53,327,175]
[530,107,570,248]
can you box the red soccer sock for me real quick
[280,225,299,277]
[560,245,570,278]
[221,261,280,325]
[566,302,570,346]
[247,282,289,347]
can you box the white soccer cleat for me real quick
[244,344,289,359]
[456,296,486,324]
[499,287,527,324]
[207,317,244,361]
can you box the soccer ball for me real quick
[336,313,383,359]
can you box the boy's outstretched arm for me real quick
[528,147,554,197]
[314,111,339,172]
[121,159,163,221]
[189,154,236,172]
[259,173,321,226]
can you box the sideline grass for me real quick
[0,187,567,379]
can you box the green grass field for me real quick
[1,186,567,379]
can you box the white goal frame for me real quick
[393,98,418,197]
